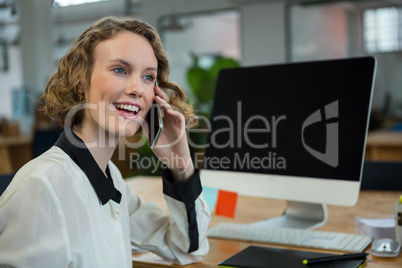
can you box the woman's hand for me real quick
[143,85,195,183]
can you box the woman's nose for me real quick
[125,77,144,97]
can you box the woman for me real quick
[0,17,210,267]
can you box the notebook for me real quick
[218,246,366,268]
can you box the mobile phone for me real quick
[146,82,163,149]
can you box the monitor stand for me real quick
[251,201,328,230]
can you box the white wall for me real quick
[241,1,286,66]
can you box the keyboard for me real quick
[207,223,372,252]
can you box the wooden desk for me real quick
[126,177,402,267]
[365,130,402,161]
[0,134,32,174]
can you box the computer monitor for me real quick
[200,57,376,229]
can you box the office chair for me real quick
[0,173,15,196]
[361,161,402,191]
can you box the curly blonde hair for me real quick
[40,16,197,128]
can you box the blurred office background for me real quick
[0,0,401,178]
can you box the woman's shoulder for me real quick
[11,146,81,187]
[21,146,74,173]
[1,146,84,202]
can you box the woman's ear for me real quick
[75,79,88,103]
[77,78,88,95]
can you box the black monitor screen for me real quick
[202,57,376,182]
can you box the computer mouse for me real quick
[371,238,401,257]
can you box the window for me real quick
[363,6,402,53]
[53,0,108,7]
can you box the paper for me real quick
[215,190,238,218]
[202,186,219,213]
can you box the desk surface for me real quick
[126,177,402,267]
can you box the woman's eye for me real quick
[143,75,155,82]
[113,67,126,75]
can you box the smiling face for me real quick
[78,31,157,139]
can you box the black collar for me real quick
[55,129,122,205]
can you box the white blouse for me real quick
[0,132,210,268]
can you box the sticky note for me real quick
[215,190,238,218]
[202,186,219,213]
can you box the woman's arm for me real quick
[126,170,210,265]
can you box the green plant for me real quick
[187,53,239,118]
[186,53,239,162]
